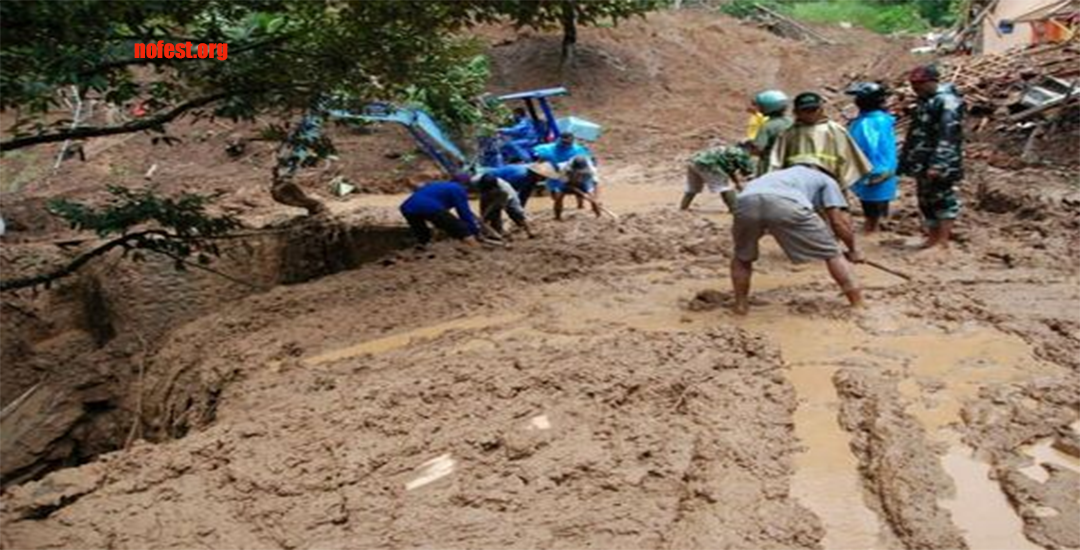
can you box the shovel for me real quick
[863,259,912,281]
[566,187,620,221]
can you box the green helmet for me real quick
[754,90,789,116]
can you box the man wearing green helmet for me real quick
[747,90,793,177]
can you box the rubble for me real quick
[879,38,1079,167]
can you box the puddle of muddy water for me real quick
[740,317,894,550]
[889,329,1052,434]
[1019,438,1080,483]
[941,443,1043,550]
[540,263,1065,550]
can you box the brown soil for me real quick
[2,7,1080,550]
[2,327,825,550]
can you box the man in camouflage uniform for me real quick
[680,142,755,212]
[899,64,965,249]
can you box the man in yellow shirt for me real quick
[767,92,872,187]
[745,100,767,141]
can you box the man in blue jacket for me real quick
[533,132,597,220]
[399,175,480,246]
[533,131,592,168]
[498,108,540,162]
[846,82,898,234]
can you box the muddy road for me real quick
[3,158,1078,549]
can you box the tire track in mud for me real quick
[834,368,969,550]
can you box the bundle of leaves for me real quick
[1,186,241,291]
[50,185,241,264]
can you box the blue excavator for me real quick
[329,87,602,175]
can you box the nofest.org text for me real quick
[134,42,228,61]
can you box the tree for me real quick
[491,0,662,65]
[0,1,499,213]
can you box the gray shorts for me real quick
[685,164,732,194]
[733,194,841,263]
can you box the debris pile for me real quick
[890,38,1079,166]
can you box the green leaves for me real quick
[47,184,240,240]
[44,185,241,276]
[494,0,660,32]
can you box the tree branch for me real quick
[0,230,172,292]
[0,89,265,152]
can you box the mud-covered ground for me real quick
[2,8,1080,550]
[3,157,1079,549]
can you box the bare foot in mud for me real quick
[913,244,952,261]
[732,302,749,316]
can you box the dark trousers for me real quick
[860,199,890,219]
[403,211,469,244]
[515,180,537,208]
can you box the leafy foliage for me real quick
[48,185,240,266]
[0,1,502,151]
[494,0,661,60]
[497,0,661,31]
[404,48,492,134]
[2,186,243,291]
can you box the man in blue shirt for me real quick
[399,176,480,246]
[533,132,597,220]
[533,131,592,167]
[846,82,898,234]
[498,108,539,162]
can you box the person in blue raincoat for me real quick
[533,132,598,219]
[845,82,898,234]
[498,108,540,162]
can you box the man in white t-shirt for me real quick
[476,173,535,239]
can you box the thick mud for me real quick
[2,326,825,549]
[2,8,1079,550]
[4,160,1079,549]
[834,368,968,550]
[0,214,411,486]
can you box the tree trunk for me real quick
[270,111,330,216]
[560,0,577,68]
